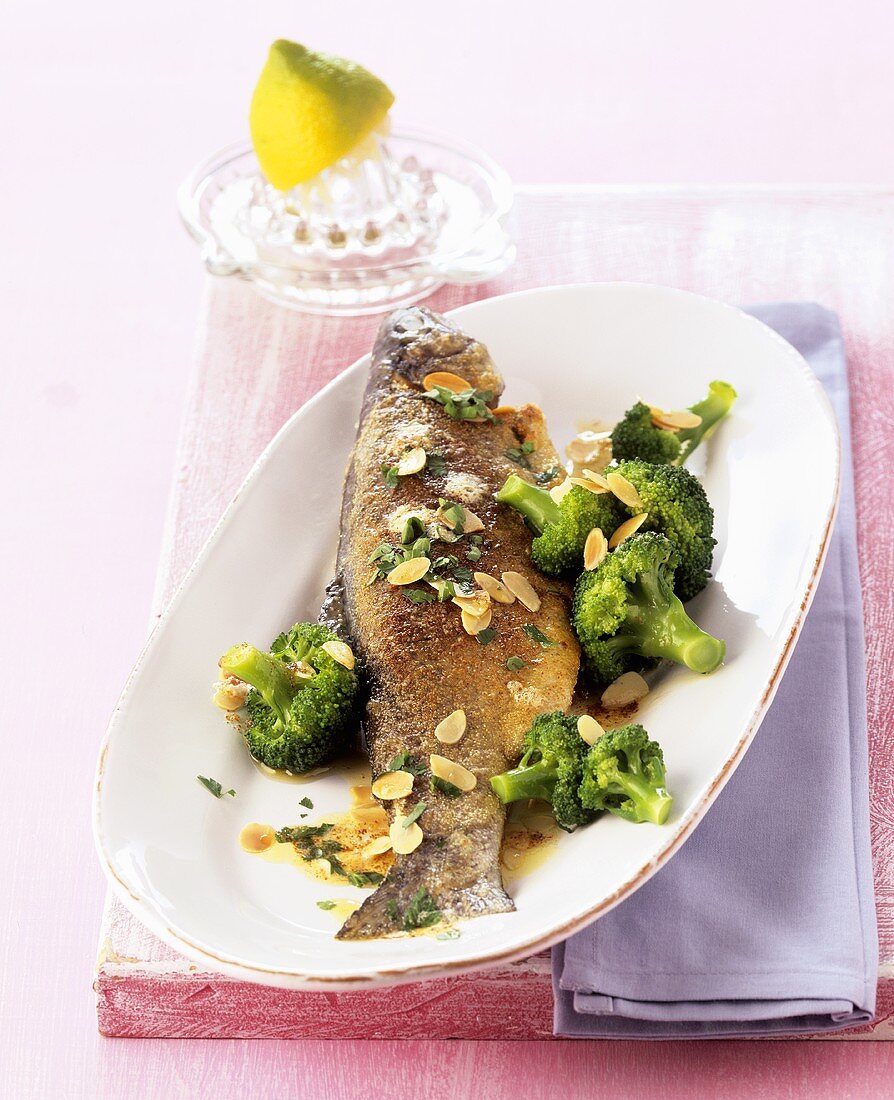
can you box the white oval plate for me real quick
[94,284,839,989]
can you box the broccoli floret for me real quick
[610,382,737,466]
[610,402,682,465]
[580,724,673,824]
[489,712,594,830]
[611,459,715,601]
[495,474,625,576]
[572,531,725,682]
[219,622,358,773]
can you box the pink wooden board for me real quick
[96,187,894,1038]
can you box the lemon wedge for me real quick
[249,39,395,191]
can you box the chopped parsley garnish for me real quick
[505,440,535,469]
[426,452,448,477]
[400,515,426,544]
[316,900,337,911]
[523,624,555,647]
[387,751,427,777]
[535,465,564,485]
[299,796,314,809]
[196,775,235,799]
[276,823,332,844]
[403,888,442,930]
[506,656,526,671]
[476,625,497,645]
[465,536,483,562]
[347,870,386,888]
[403,801,427,828]
[431,775,463,798]
[438,498,466,534]
[405,588,437,605]
[381,463,399,489]
[423,383,496,423]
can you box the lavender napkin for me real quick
[553,303,877,1039]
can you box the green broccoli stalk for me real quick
[610,382,737,467]
[572,531,725,682]
[219,622,358,774]
[610,459,716,601]
[677,380,738,464]
[580,724,672,824]
[489,712,594,830]
[495,474,624,576]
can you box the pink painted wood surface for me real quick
[94,188,894,1042]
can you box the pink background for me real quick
[5,0,894,1095]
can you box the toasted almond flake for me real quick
[492,404,516,416]
[501,571,541,612]
[609,512,648,548]
[351,805,390,827]
[430,754,477,792]
[321,639,355,670]
[474,571,516,604]
[577,713,606,746]
[435,708,467,744]
[350,784,374,806]
[581,469,612,491]
[389,818,424,854]
[290,660,316,680]
[362,835,393,859]
[567,430,613,465]
[452,590,491,616]
[371,770,415,800]
[601,671,650,709]
[606,471,644,510]
[437,503,485,533]
[387,556,431,585]
[583,527,609,571]
[461,605,492,635]
[396,447,427,475]
[422,370,473,393]
[549,478,575,504]
[569,475,611,496]
[650,407,703,431]
[212,676,249,711]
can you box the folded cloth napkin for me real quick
[553,302,877,1039]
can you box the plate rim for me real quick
[93,281,841,989]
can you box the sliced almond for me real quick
[452,589,491,617]
[581,469,613,492]
[651,408,702,431]
[492,404,517,416]
[212,677,249,711]
[606,471,644,510]
[289,660,316,681]
[583,527,609,571]
[577,713,606,746]
[500,571,541,612]
[435,708,467,744]
[371,770,415,800]
[390,818,424,854]
[461,605,492,635]
[430,754,477,792]
[569,475,611,496]
[549,478,575,504]
[321,639,356,670]
[396,447,426,476]
[362,835,393,859]
[609,512,648,549]
[601,671,650,709]
[422,370,473,394]
[387,556,431,585]
[351,805,390,827]
[567,431,612,464]
[474,571,515,604]
[350,784,375,807]
[437,503,485,534]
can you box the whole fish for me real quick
[333,307,579,939]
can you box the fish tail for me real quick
[336,831,514,940]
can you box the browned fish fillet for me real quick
[334,307,579,939]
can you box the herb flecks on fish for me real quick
[422,383,496,424]
[506,440,535,469]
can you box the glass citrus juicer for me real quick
[179,41,515,316]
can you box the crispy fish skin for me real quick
[335,307,579,939]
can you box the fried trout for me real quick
[332,307,579,939]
